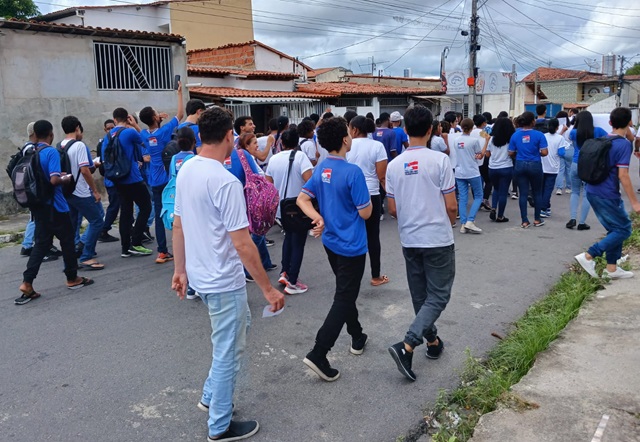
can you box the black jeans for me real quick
[312,247,366,357]
[103,186,120,233]
[402,245,455,348]
[479,156,493,200]
[281,228,307,285]
[23,205,77,284]
[115,181,152,252]
[365,194,382,278]
[152,183,168,254]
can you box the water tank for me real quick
[602,53,616,77]
[403,68,412,78]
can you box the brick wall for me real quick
[188,46,256,69]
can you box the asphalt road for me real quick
[2,174,637,441]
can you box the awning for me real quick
[413,95,462,103]
[223,97,321,104]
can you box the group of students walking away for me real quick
[9,92,640,440]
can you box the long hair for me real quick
[575,111,595,148]
[491,117,515,147]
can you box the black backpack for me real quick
[6,142,35,179]
[56,139,81,197]
[102,128,130,182]
[163,122,196,173]
[578,135,622,185]
[533,119,549,133]
[11,144,54,208]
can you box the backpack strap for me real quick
[282,150,297,200]
[237,149,254,183]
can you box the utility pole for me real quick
[616,55,625,107]
[509,63,516,117]
[468,0,479,117]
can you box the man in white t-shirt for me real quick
[171,107,285,442]
[59,116,105,270]
[386,105,457,382]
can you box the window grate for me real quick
[93,42,173,91]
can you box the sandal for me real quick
[534,220,545,227]
[79,261,105,270]
[371,275,390,286]
[521,222,531,229]
[67,277,94,290]
[14,290,41,305]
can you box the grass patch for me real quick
[414,216,640,442]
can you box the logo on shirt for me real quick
[404,161,419,175]
[376,131,384,137]
[321,168,332,183]
[223,157,232,169]
[148,136,158,147]
[523,135,530,144]
[457,141,465,149]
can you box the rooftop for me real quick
[188,87,332,99]
[521,67,605,83]
[296,81,442,96]
[307,67,343,79]
[37,0,198,21]
[187,66,299,80]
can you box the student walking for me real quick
[540,118,569,217]
[386,105,457,381]
[486,117,515,222]
[455,118,484,234]
[297,117,372,381]
[96,119,120,243]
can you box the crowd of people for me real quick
[10,90,640,440]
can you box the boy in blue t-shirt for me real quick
[575,107,640,280]
[298,117,372,381]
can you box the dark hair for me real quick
[113,108,129,123]
[276,116,289,132]
[460,118,474,132]
[610,107,632,129]
[317,117,348,152]
[34,120,53,140]
[308,113,320,124]
[103,119,115,128]
[404,105,434,138]
[575,111,595,147]
[555,110,568,119]
[198,107,233,144]
[281,128,299,150]
[497,111,509,118]
[322,112,334,120]
[535,104,547,117]
[238,132,256,150]
[365,112,375,120]
[343,110,358,124]
[61,116,82,134]
[349,115,376,136]
[267,118,278,131]
[375,118,381,126]
[490,117,515,147]
[569,108,579,115]
[472,114,486,127]
[379,112,390,123]
[431,119,441,135]
[520,111,536,128]
[139,106,155,126]
[186,99,206,116]
[176,126,196,151]
[547,118,560,135]
[234,116,253,135]
[441,120,451,134]
[482,112,493,123]
[443,112,457,124]
[297,119,316,138]
[455,112,463,120]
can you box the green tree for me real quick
[0,0,40,19]
[626,62,640,76]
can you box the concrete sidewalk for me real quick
[469,262,640,442]
[0,211,30,243]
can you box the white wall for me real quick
[330,97,379,120]
[190,75,294,92]
[482,94,511,118]
[254,46,307,78]
[50,6,171,33]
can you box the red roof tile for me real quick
[189,87,333,99]
[297,82,441,96]
[348,74,440,82]
[188,66,299,80]
[307,67,341,78]
[521,67,605,83]
[0,18,183,42]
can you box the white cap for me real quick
[390,111,403,122]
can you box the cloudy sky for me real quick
[35,0,640,79]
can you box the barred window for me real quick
[93,42,173,91]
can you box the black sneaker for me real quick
[75,242,84,258]
[265,238,275,247]
[566,219,577,229]
[350,333,368,355]
[207,420,259,442]
[577,223,591,231]
[20,247,32,257]
[141,231,154,243]
[42,254,59,262]
[388,342,416,381]
[265,264,278,272]
[303,351,340,381]
[49,246,62,256]
[489,210,496,221]
[198,401,235,413]
[98,232,119,243]
[426,337,444,359]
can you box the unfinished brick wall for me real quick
[188,46,256,69]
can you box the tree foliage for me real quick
[0,0,40,19]
[626,62,640,76]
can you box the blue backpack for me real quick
[161,153,193,230]
[102,128,131,182]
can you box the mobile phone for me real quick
[174,74,181,90]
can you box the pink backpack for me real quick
[237,149,279,235]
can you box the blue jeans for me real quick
[198,287,251,438]
[514,160,543,223]
[103,185,120,233]
[489,167,512,218]
[402,245,455,348]
[67,195,105,262]
[22,219,35,248]
[586,194,632,265]
[555,147,573,190]
[75,204,104,245]
[542,173,557,211]
[152,184,168,254]
[245,234,272,278]
[456,176,483,224]
[570,162,590,223]
[281,229,307,285]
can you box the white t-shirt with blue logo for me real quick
[487,139,513,169]
[453,134,482,179]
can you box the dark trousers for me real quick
[479,156,493,200]
[365,194,382,278]
[281,229,307,285]
[514,160,543,223]
[402,245,455,348]
[312,248,366,357]
[152,183,168,254]
[379,184,386,215]
[23,205,77,284]
[542,173,557,211]
[489,167,513,218]
[115,181,152,252]
[103,186,120,233]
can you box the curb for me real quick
[0,231,25,244]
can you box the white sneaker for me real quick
[464,221,482,234]
[565,189,572,194]
[556,189,562,195]
[602,268,634,280]
[284,281,308,295]
[380,214,384,221]
[574,253,598,278]
[617,255,629,265]
[460,225,467,233]
[186,291,198,300]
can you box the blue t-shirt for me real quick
[178,121,201,150]
[37,143,69,213]
[224,148,261,186]
[173,151,194,176]
[586,136,632,199]
[302,155,370,257]
[392,127,408,155]
[373,127,397,161]
[140,116,180,187]
[508,129,548,162]
[109,127,144,185]
[570,127,609,163]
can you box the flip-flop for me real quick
[14,290,41,305]
[79,261,105,270]
[521,222,531,229]
[67,277,94,290]
[534,221,545,227]
[371,275,390,286]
